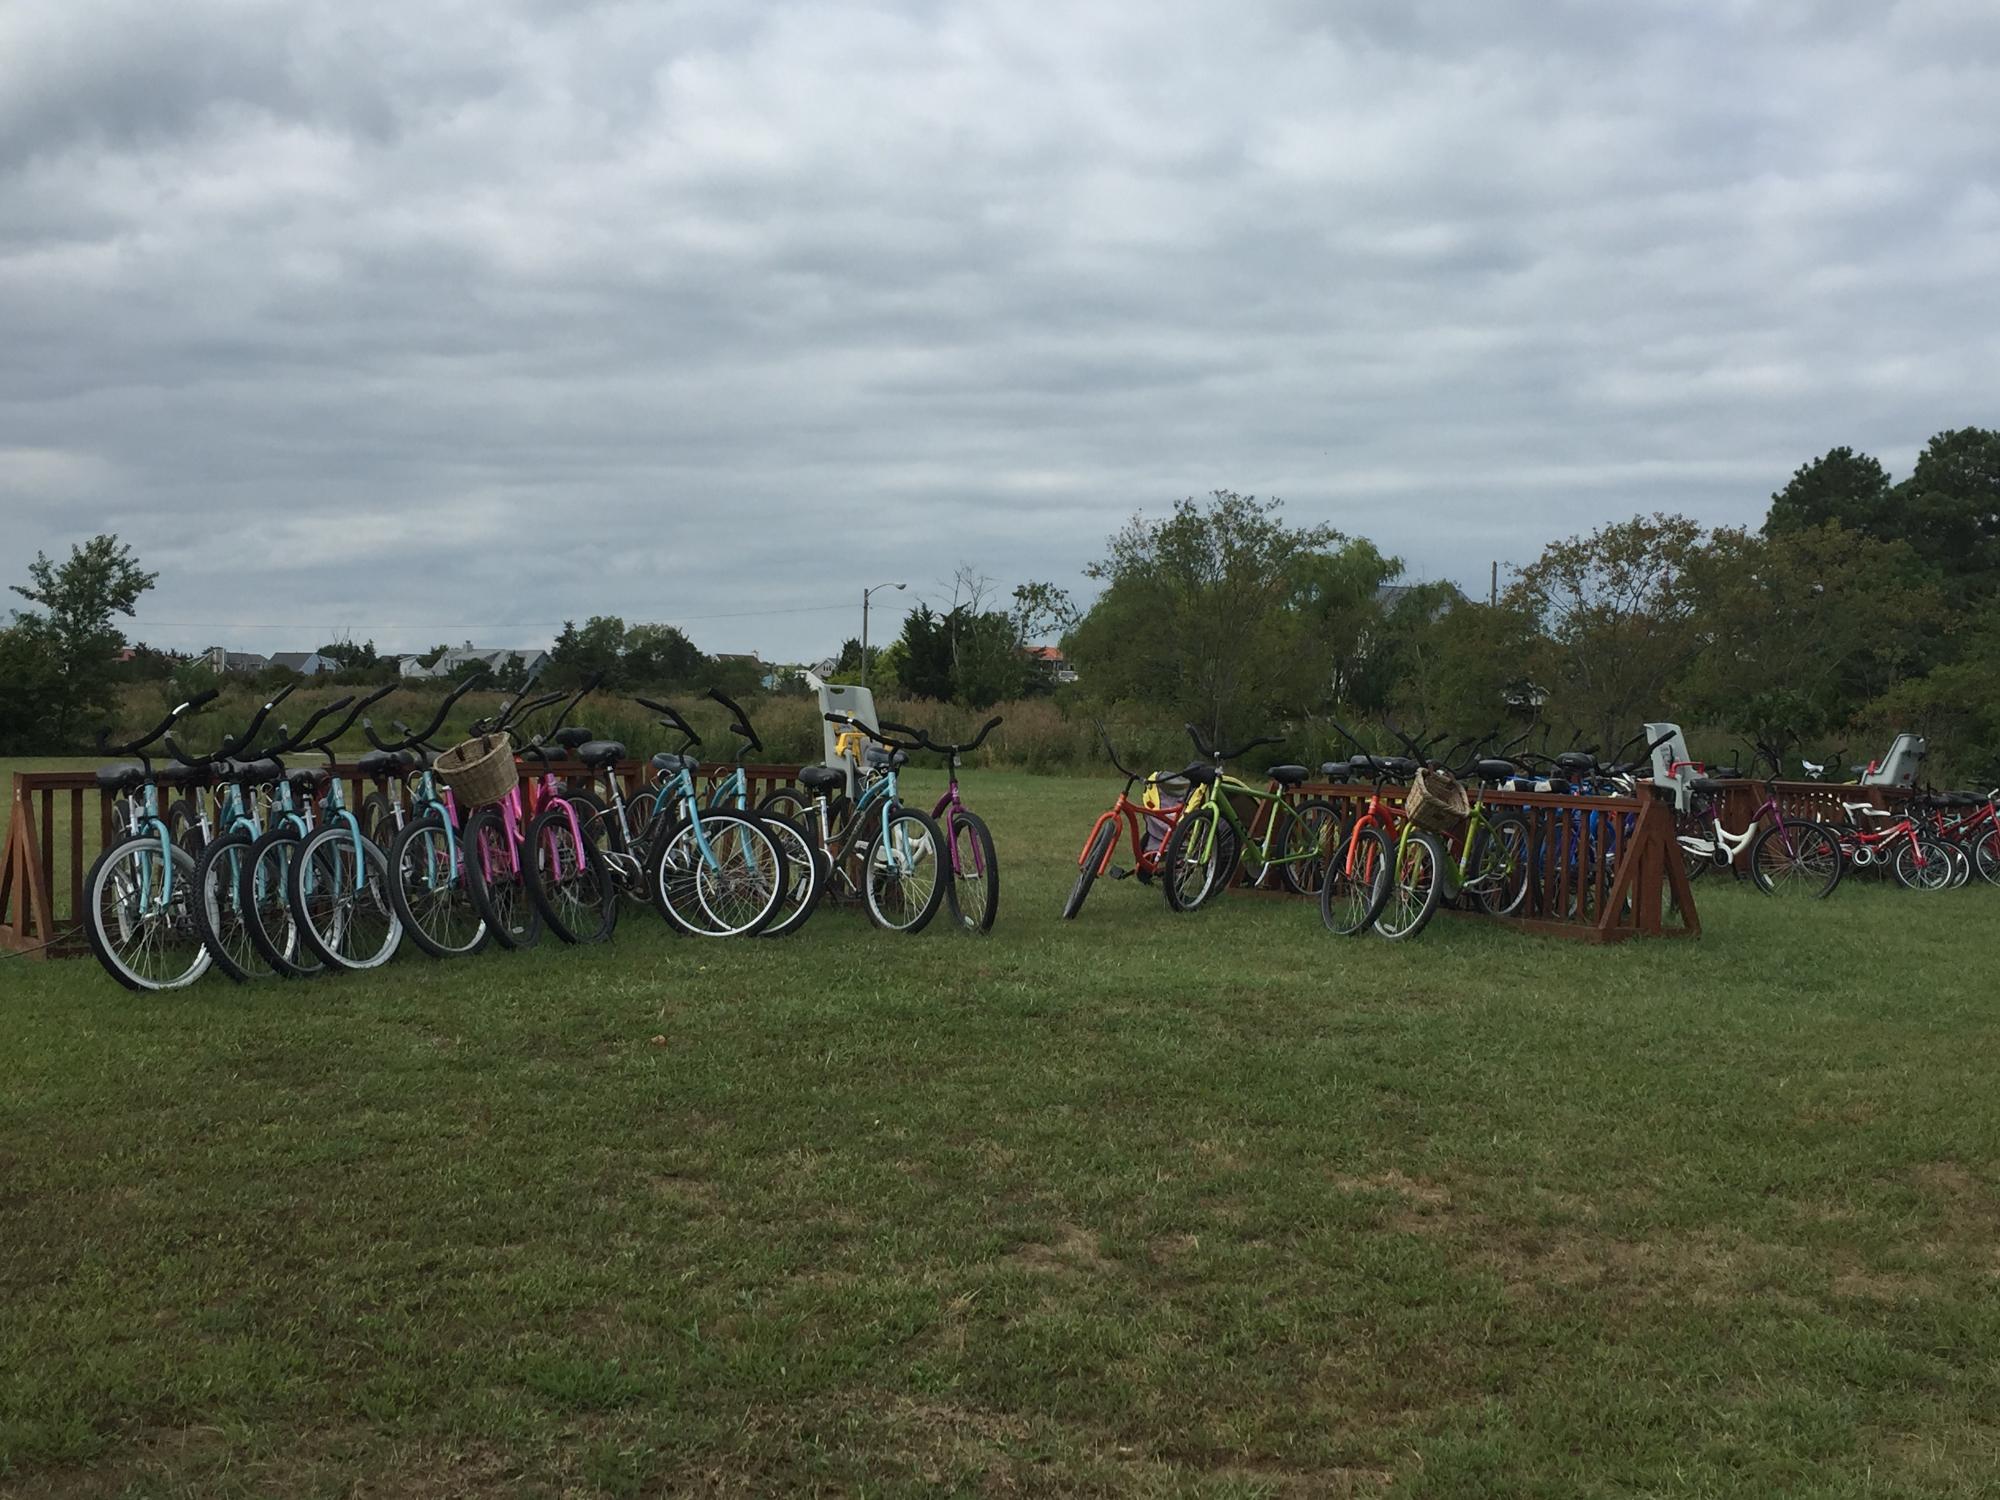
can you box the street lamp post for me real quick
[861,581,906,689]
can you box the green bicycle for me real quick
[1160,724,1341,913]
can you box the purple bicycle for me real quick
[884,716,1003,933]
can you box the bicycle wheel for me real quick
[83,835,211,992]
[1373,828,1445,940]
[759,813,825,938]
[1975,827,2000,886]
[1320,824,1390,935]
[240,826,318,977]
[167,796,205,858]
[389,813,488,958]
[291,823,403,971]
[757,783,809,823]
[1161,802,1229,913]
[942,808,1000,933]
[1063,819,1117,921]
[651,810,786,937]
[1892,837,1953,892]
[1468,813,1532,917]
[361,792,397,853]
[1947,840,1973,888]
[193,829,272,982]
[523,803,617,944]
[1749,819,1843,899]
[1277,797,1340,896]
[462,806,542,949]
[860,806,945,934]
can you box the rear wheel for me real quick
[523,803,617,944]
[389,814,487,958]
[462,807,542,949]
[942,809,1000,933]
[757,784,808,824]
[167,796,205,858]
[1320,824,1391,936]
[1749,819,1844,899]
[1162,803,1229,913]
[1063,819,1117,921]
[361,792,397,853]
[1277,797,1340,895]
[1373,828,1445,940]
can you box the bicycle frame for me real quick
[1075,779,1205,880]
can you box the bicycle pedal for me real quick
[1106,865,1132,880]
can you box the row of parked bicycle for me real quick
[82,678,1001,991]
[1060,721,2000,940]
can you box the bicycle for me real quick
[81,689,221,991]
[795,714,948,933]
[1062,723,1228,921]
[1158,725,1340,913]
[187,684,304,981]
[885,715,1003,933]
[284,683,406,972]
[1317,723,1442,940]
[368,679,493,958]
[1377,722,1550,920]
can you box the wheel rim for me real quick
[1323,828,1384,934]
[1169,810,1222,909]
[96,843,208,988]
[1757,826,1840,897]
[300,834,400,967]
[949,818,992,928]
[697,821,783,933]
[536,816,607,939]
[472,820,534,944]
[1375,836,1437,937]
[867,815,938,930]
[250,840,314,972]
[398,823,485,954]
[202,842,267,978]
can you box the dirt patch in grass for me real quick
[1007,1222,1117,1276]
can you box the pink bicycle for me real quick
[884,716,1003,933]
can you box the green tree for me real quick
[1764,447,1893,537]
[7,534,158,750]
[548,616,629,688]
[1896,427,2000,601]
[1506,513,1707,751]
[622,623,708,688]
[1068,491,1341,740]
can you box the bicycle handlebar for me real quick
[825,711,920,754]
[636,695,701,746]
[366,672,485,751]
[97,688,220,758]
[218,682,296,756]
[1184,723,1283,763]
[1093,719,1142,783]
[706,687,762,754]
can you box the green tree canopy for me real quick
[7,534,157,749]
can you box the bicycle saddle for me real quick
[800,765,846,792]
[574,739,625,767]
[1266,763,1309,786]
[552,726,593,750]
[651,751,699,775]
[1475,758,1519,782]
[94,763,147,791]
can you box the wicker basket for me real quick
[433,732,517,807]
[1404,766,1470,833]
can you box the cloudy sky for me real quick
[3,0,1996,662]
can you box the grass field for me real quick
[4,762,1999,1496]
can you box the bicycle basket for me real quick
[433,732,517,807]
[1405,766,1470,833]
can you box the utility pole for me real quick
[1490,560,1498,608]
[861,581,906,689]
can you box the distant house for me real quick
[1022,645,1077,685]
[204,646,269,674]
[268,651,336,676]
[398,647,549,681]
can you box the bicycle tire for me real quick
[759,813,825,938]
[1064,819,1117,921]
[942,808,1000,933]
[1373,828,1445,940]
[290,822,403,971]
[859,805,946,934]
[462,806,543,949]
[1320,823,1391,936]
[522,803,618,944]
[193,828,271,982]
[649,809,787,937]
[1976,827,2000,886]
[1748,819,1843,899]
[1161,802,1229,912]
[757,784,809,824]
[1277,796,1340,896]
[388,812,488,958]
[83,835,211,992]
[240,826,319,977]
[1469,813,1533,917]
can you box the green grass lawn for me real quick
[4,764,1998,1496]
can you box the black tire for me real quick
[167,796,205,858]
[462,806,542,949]
[1372,828,1446,940]
[1469,813,1533,917]
[758,813,825,938]
[389,811,488,958]
[522,803,618,944]
[193,828,270,983]
[83,835,211,992]
[942,809,1000,933]
[757,784,808,823]
[1277,797,1341,896]
[1320,824,1391,936]
[857,806,946,934]
[1161,802,1230,913]
[361,792,397,853]
[240,826,320,977]
[290,823,403,971]
[1748,819,1843,899]
[1063,819,1116,921]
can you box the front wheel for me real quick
[758,813,825,938]
[389,814,488,958]
[462,807,542,949]
[240,826,319,978]
[1468,813,1532,917]
[1749,819,1843,899]
[1277,797,1341,896]
[1320,824,1391,936]
[290,823,403,971]
[84,836,211,992]
[193,829,271,982]
[1975,827,2000,887]
[1373,828,1446,940]
[1892,836,1953,892]
[1063,818,1117,921]
[1161,803,1229,913]
[523,803,618,944]
[942,809,1000,933]
[859,806,946,934]
[651,810,787,937]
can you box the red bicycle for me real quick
[1063,725,1233,920]
[1831,802,1954,891]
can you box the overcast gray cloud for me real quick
[3,0,1996,661]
